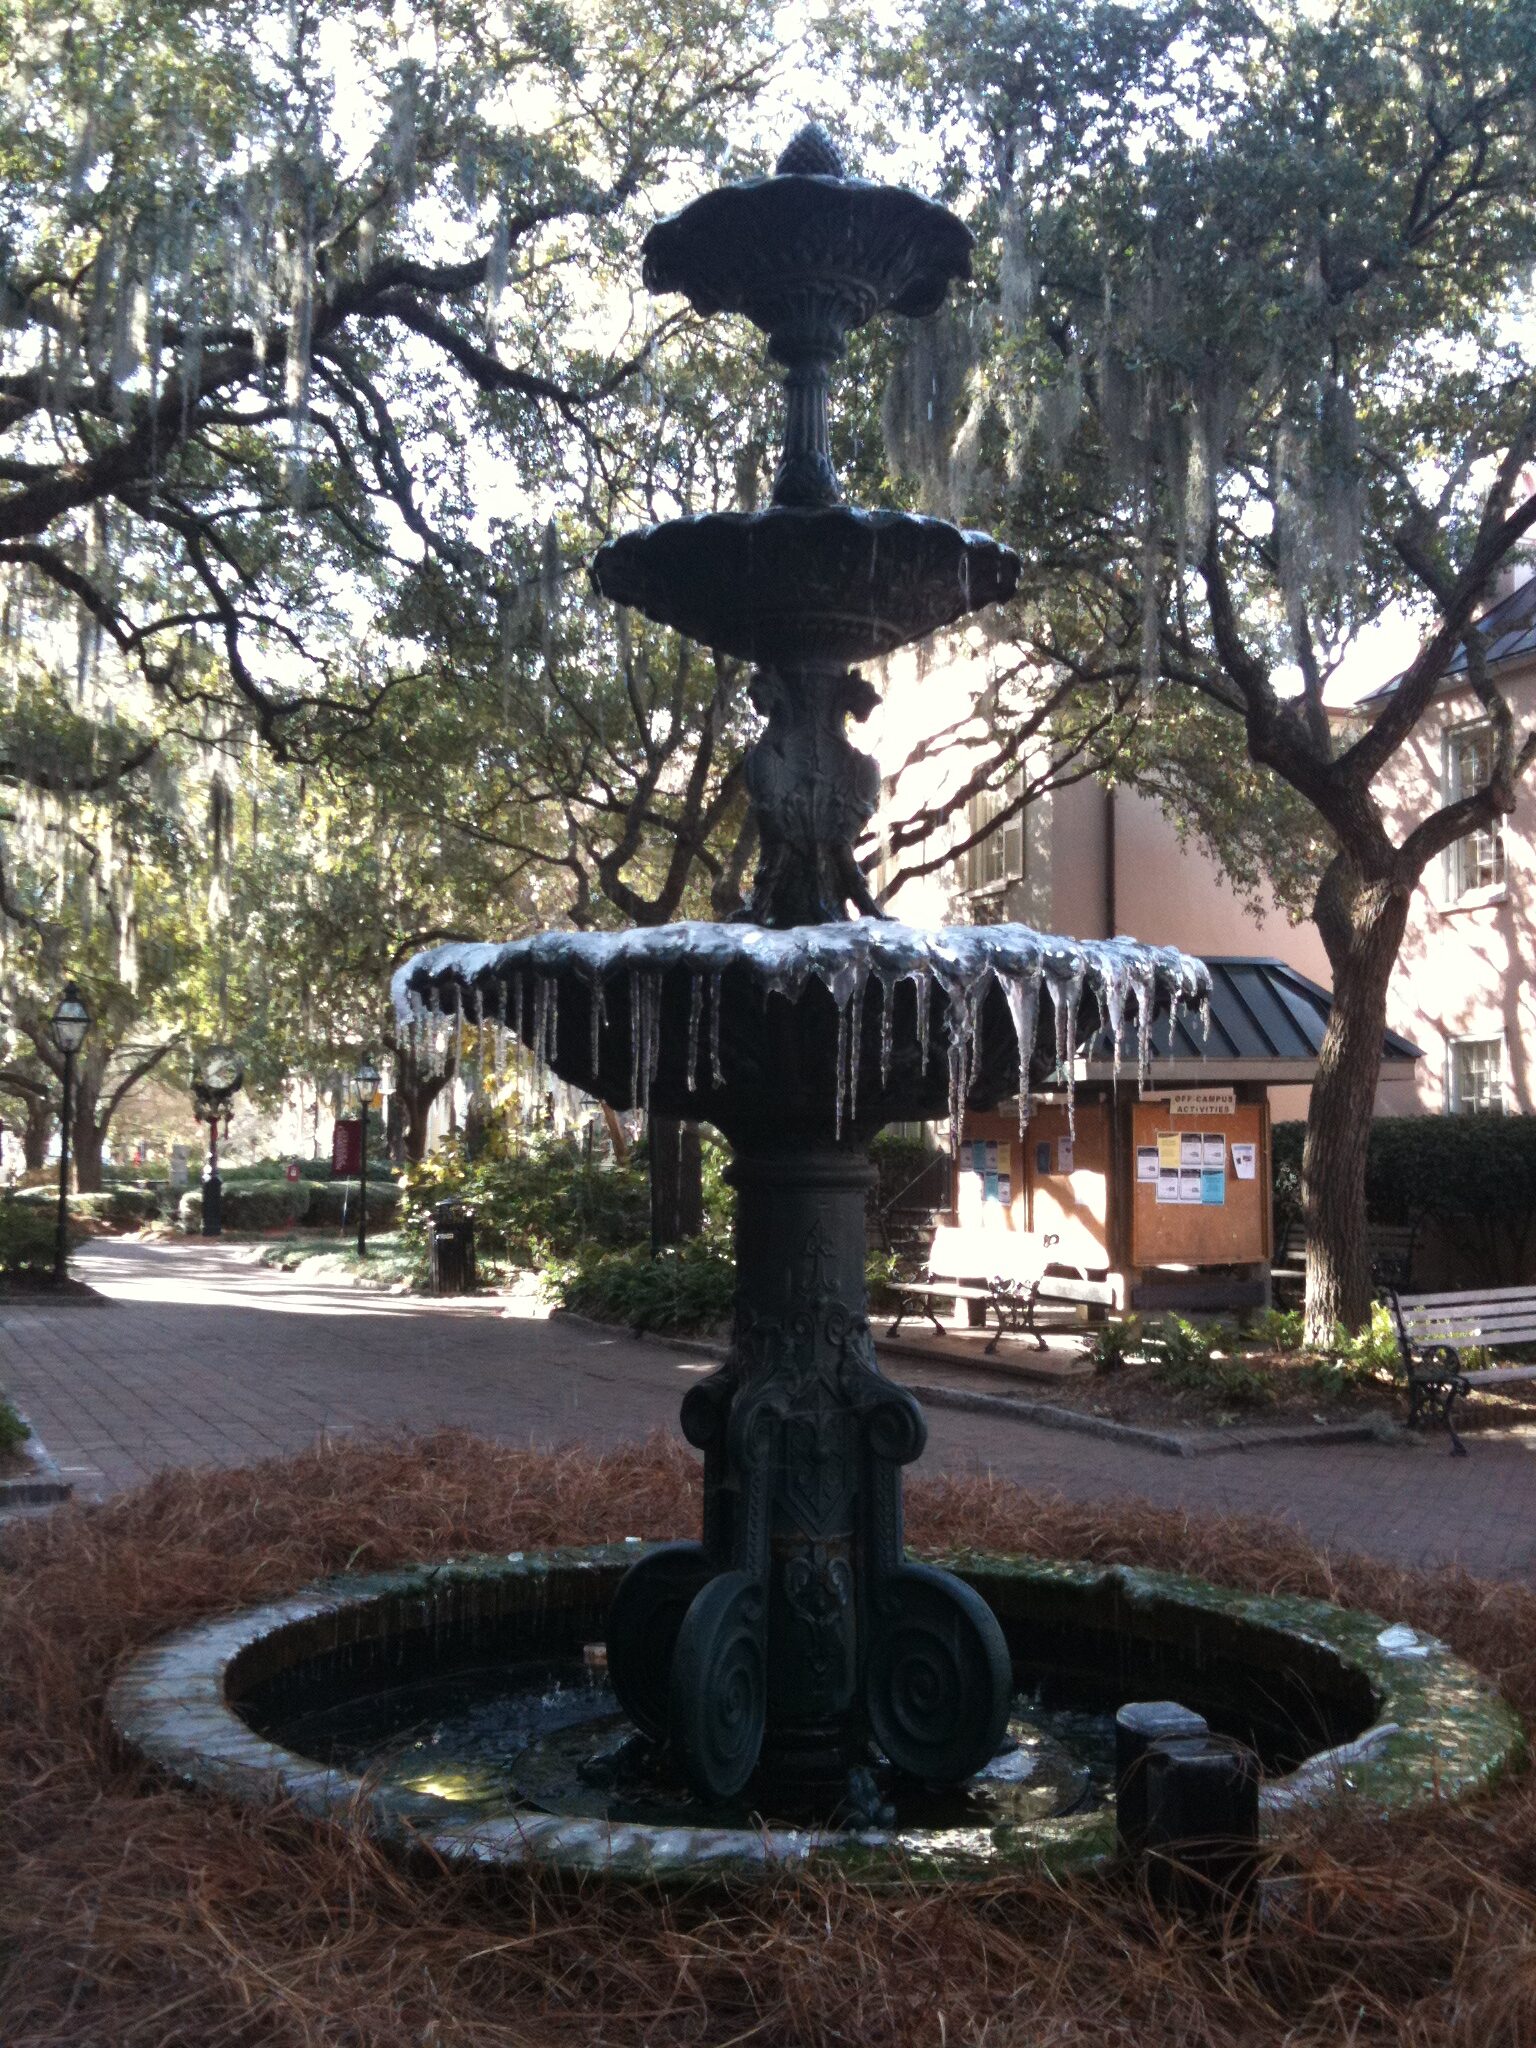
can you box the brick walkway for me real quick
[5,1239,1536,1578]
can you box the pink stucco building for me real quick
[871,570,1536,1120]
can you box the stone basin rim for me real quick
[104,1544,1523,1887]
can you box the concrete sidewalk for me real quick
[5,1238,1536,1578]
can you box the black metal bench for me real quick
[1384,1285,1536,1455]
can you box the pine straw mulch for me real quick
[5,1434,1536,2048]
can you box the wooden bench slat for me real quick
[1395,1287,1536,1309]
[1461,1366,1536,1387]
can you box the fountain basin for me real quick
[641,169,974,347]
[590,507,1020,666]
[107,1545,1520,1887]
[393,919,1208,1146]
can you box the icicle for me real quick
[915,969,932,1073]
[686,971,703,1092]
[878,972,897,1089]
[834,998,850,1142]
[1046,963,1084,1138]
[588,976,606,1078]
[709,972,724,1088]
[847,970,866,1126]
[628,968,641,1105]
[999,966,1042,1142]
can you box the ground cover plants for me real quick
[4,1432,1536,2046]
[0,1393,28,1456]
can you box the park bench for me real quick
[886,1224,1117,1353]
[1384,1285,1536,1456]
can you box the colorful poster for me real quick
[1201,1134,1226,1169]
[997,1142,1011,1174]
[1036,1140,1052,1176]
[1056,1136,1074,1175]
[1180,1133,1205,1169]
[985,1141,998,1173]
[1178,1167,1203,1203]
[985,1171,1000,1203]
[1157,1133,1182,1170]
[1231,1142,1257,1180]
[1136,1146,1159,1183]
[971,1140,987,1175]
[1156,1168,1180,1204]
[1201,1169,1226,1205]
[998,1174,1013,1206]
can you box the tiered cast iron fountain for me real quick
[396,126,1208,1822]
[106,131,1520,1884]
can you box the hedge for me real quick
[1273,1115,1536,1283]
[0,1198,59,1280]
[305,1181,402,1229]
[178,1181,314,1233]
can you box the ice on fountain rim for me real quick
[393,920,1209,1150]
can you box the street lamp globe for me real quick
[355,1057,381,1109]
[50,983,91,1056]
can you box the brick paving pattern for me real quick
[5,1240,1536,1578]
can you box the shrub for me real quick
[1272,1114,1536,1284]
[1145,1316,1275,1409]
[1090,1317,1144,1374]
[0,1199,58,1281]
[306,1181,402,1230]
[0,1394,27,1454]
[1250,1307,1306,1354]
[402,1130,653,1269]
[545,1238,735,1335]
[68,1188,160,1229]
[178,1181,314,1232]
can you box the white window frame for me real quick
[1442,722,1506,901]
[962,773,1026,898]
[1445,1033,1505,1115]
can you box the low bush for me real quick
[0,1392,29,1452]
[1273,1114,1536,1285]
[546,1237,735,1335]
[71,1188,160,1229]
[178,1181,314,1233]
[1145,1316,1276,1409]
[306,1181,402,1230]
[402,1130,653,1268]
[0,1198,59,1281]
[1090,1317,1144,1374]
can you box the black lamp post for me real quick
[191,1051,244,1237]
[354,1057,380,1257]
[49,983,91,1286]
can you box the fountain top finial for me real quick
[775,122,847,178]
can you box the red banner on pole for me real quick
[331,1119,363,1177]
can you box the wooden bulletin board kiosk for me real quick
[1127,1088,1270,1280]
[943,957,1418,1323]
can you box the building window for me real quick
[1443,724,1506,898]
[963,774,1025,896]
[1447,1035,1504,1114]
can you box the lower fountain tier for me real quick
[392,918,1209,1149]
[589,507,1021,666]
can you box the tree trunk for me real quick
[71,1089,106,1193]
[1303,885,1410,1341]
[650,1117,704,1250]
[21,1092,51,1171]
[398,1071,448,1162]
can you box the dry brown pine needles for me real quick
[3,1429,1536,2048]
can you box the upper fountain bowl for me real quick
[642,126,973,362]
[591,505,1021,666]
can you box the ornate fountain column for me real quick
[609,1143,1010,1810]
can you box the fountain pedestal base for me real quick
[607,1149,1011,1807]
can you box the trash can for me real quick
[428,1200,477,1295]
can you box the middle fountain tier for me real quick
[396,125,1209,1825]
